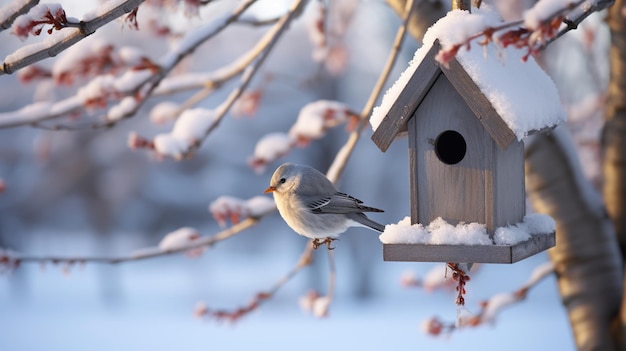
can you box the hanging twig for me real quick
[325,247,336,303]
[422,262,555,336]
[195,242,315,322]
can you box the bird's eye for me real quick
[279,177,286,184]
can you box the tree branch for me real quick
[326,0,415,183]
[0,0,259,129]
[422,262,555,336]
[196,242,315,322]
[538,0,615,50]
[145,0,308,160]
[0,0,40,31]
[0,215,266,268]
[1,0,146,76]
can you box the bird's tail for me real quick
[348,213,385,232]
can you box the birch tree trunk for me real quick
[386,0,446,41]
[603,0,626,347]
[525,130,623,351]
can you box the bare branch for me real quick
[324,247,336,314]
[326,0,415,182]
[236,16,281,26]
[0,215,266,267]
[183,0,307,153]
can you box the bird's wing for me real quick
[304,192,383,214]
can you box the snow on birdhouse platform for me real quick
[380,214,555,264]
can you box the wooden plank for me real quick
[492,140,525,229]
[510,231,555,262]
[442,58,517,150]
[383,231,555,264]
[482,128,495,234]
[371,43,442,152]
[413,75,488,227]
[408,116,420,224]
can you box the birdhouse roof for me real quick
[371,9,566,151]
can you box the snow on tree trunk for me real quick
[603,0,626,347]
[526,131,623,351]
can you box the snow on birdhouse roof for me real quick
[370,8,566,143]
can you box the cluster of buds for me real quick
[12,4,70,40]
[194,291,272,323]
[447,263,471,306]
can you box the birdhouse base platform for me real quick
[383,231,555,264]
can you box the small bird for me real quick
[264,163,385,249]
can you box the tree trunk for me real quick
[526,129,623,350]
[604,0,626,259]
[603,0,626,346]
[386,0,447,41]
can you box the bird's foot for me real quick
[312,237,337,250]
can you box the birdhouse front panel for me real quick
[409,75,524,233]
[490,133,525,230]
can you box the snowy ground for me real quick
[0,241,574,351]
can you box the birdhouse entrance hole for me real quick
[435,130,466,165]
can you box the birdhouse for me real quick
[371,36,564,263]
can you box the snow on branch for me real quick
[248,132,296,173]
[0,0,39,32]
[433,0,613,65]
[150,108,217,159]
[209,195,276,227]
[132,0,308,160]
[304,0,357,76]
[11,3,75,40]
[0,0,258,129]
[47,39,157,85]
[0,216,271,271]
[1,0,146,76]
[247,100,359,173]
[289,100,359,145]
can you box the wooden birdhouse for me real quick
[371,36,564,263]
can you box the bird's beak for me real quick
[264,186,276,193]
